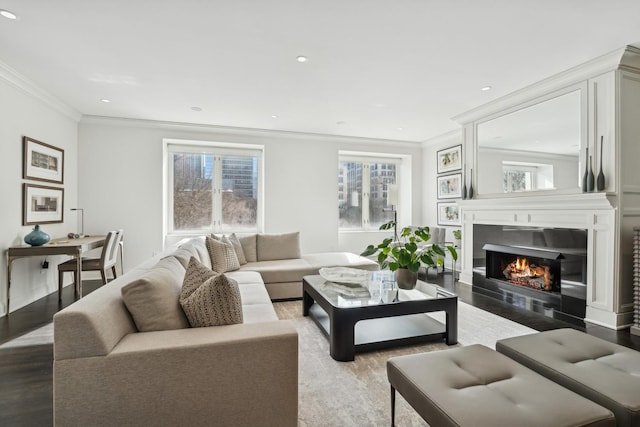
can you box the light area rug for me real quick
[1,300,535,426]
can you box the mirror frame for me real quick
[473,83,588,198]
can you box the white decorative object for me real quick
[319,267,371,284]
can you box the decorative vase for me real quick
[597,136,605,191]
[461,182,467,200]
[587,155,595,192]
[468,168,474,199]
[396,268,417,290]
[582,147,589,193]
[24,224,50,246]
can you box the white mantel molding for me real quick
[457,192,616,213]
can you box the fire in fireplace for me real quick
[483,243,563,293]
[502,256,552,291]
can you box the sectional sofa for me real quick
[53,233,378,426]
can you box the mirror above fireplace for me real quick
[476,89,583,196]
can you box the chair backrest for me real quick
[100,229,123,268]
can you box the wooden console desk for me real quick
[5,236,106,314]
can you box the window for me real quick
[338,153,402,230]
[165,140,263,235]
[502,161,554,193]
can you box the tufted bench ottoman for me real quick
[387,344,614,427]
[497,328,640,427]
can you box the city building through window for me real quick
[338,153,402,230]
[164,140,263,235]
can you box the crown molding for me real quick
[453,45,640,125]
[80,115,423,149]
[421,129,462,148]
[0,59,81,122]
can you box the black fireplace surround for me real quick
[472,225,587,323]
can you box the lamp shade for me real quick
[387,184,398,206]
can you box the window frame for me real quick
[163,139,264,238]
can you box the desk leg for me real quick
[5,254,12,315]
[76,248,83,298]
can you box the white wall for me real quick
[78,117,423,270]
[0,69,79,315]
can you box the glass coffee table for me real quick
[302,274,458,362]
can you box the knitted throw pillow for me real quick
[206,236,240,273]
[180,257,243,327]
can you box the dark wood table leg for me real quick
[390,385,396,427]
[445,299,458,345]
[302,288,314,316]
[330,310,356,361]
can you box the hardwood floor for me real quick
[0,275,638,426]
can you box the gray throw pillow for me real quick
[206,236,240,273]
[179,257,243,327]
[239,234,257,263]
[227,233,247,265]
[121,256,189,332]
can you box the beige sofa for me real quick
[53,233,378,426]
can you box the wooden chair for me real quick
[58,229,124,299]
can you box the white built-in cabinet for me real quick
[452,45,640,330]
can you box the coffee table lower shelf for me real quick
[308,304,448,359]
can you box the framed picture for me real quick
[23,183,64,225]
[23,136,64,184]
[436,145,462,174]
[437,202,461,226]
[437,173,462,199]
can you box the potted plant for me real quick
[361,221,458,289]
[453,229,462,247]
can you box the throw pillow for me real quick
[206,236,240,273]
[256,232,301,261]
[121,256,190,332]
[226,233,247,265]
[180,257,243,327]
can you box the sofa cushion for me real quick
[257,232,301,261]
[239,234,257,262]
[241,259,317,283]
[180,257,243,327]
[172,238,212,270]
[121,256,189,332]
[206,236,240,273]
[227,233,247,265]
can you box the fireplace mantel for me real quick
[457,192,631,330]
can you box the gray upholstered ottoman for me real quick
[496,328,640,427]
[387,344,614,427]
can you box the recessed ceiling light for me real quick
[397,127,404,131]
[336,121,346,125]
[481,86,492,91]
[271,115,278,119]
[100,98,111,103]
[191,106,202,112]
[0,9,17,20]
[296,55,308,63]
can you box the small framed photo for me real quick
[23,183,64,225]
[437,173,462,199]
[437,202,461,226]
[23,136,64,184]
[436,145,462,174]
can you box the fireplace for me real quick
[484,244,562,293]
[472,225,587,323]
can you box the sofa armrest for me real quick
[54,321,298,427]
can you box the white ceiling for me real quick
[1,0,640,143]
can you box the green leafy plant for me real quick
[453,229,461,240]
[361,221,458,273]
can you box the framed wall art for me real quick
[436,144,461,174]
[23,136,64,184]
[23,183,64,225]
[437,173,462,199]
[437,202,461,226]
